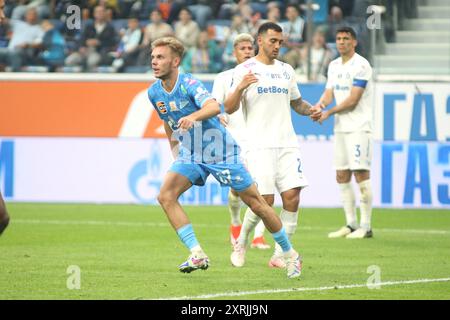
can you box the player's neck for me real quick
[255,54,275,65]
[341,51,356,64]
[161,70,179,92]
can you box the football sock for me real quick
[273,209,298,256]
[358,179,373,231]
[238,208,261,247]
[176,224,200,251]
[253,220,266,239]
[271,227,292,253]
[339,182,358,229]
[228,191,242,226]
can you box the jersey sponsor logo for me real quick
[334,84,350,91]
[257,86,289,95]
[243,61,256,68]
[156,101,168,114]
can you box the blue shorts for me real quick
[169,160,254,192]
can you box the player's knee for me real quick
[336,171,351,183]
[157,191,175,207]
[248,200,267,217]
[284,194,299,210]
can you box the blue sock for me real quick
[176,224,199,250]
[272,227,292,252]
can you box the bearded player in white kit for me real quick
[316,26,374,239]
[225,22,322,269]
[212,33,271,250]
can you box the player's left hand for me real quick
[318,110,330,124]
[178,115,196,130]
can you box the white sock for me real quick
[273,209,298,257]
[358,179,373,231]
[253,220,266,239]
[238,208,261,247]
[228,191,242,226]
[339,182,358,229]
[190,245,204,255]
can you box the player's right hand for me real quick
[218,114,228,127]
[237,70,259,91]
[178,115,196,130]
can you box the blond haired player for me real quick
[316,26,374,239]
[212,33,270,250]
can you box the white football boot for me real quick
[328,225,355,238]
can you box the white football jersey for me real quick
[229,57,301,149]
[211,68,247,148]
[326,53,374,133]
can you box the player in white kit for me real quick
[212,33,270,250]
[316,26,374,239]
[225,22,322,269]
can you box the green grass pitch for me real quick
[0,203,449,300]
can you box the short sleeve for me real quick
[325,67,333,89]
[211,73,226,104]
[353,62,372,88]
[289,70,301,100]
[187,76,215,108]
[229,67,245,94]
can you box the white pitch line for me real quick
[155,277,450,300]
[12,219,450,235]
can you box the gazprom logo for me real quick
[0,140,14,197]
[257,86,288,94]
[128,143,162,204]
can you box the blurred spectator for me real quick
[297,29,333,81]
[137,8,173,66]
[218,0,253,21]
[265,4,281,24]
[111,17,141,71]
[35,19,65,70]
[174,7,200,49]
[187,0,212,30]
[329,0,354,17]
[324,5,345,42]
[65,5,117,71]
[0,7,44,71]
[181,30,222,73]
[11,0,50,20]
[221,14,252,69]
[280,4,306,69]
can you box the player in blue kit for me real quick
[148,37,302,278]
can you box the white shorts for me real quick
[334,131,372,171]
[245,148,308,195]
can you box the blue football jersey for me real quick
[148,73,241,163]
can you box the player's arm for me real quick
[315,88,334,109]
[290,98,322,121]
[177,99,221,130]
[319,86,365,124]
[224,71,258,114]
[164,121,179,159]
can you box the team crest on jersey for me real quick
[169,101,178,111]
[283,70,290,80]
[156,101,168,114]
